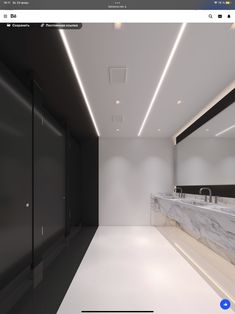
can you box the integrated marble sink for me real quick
[158,194,179,200]
[181,198,235,214]
[181,199,207,206]
[154,194,235,264]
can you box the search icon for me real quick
[208,14,213,18]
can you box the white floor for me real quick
[57,227,234,314]
[157,226,235,304]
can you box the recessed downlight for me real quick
[116,100,120,104]
[114,23,122,30]
[205,128,209,132]
[138,23,187,136]
[231,23,235,29]
[177,100,182,105]
[157,128,161,132]
[116,128,120,132]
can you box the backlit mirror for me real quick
[175,94,235,187]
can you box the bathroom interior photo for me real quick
[0,23,235,314]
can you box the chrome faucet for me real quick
[199,187,212,202]
[174,186,183,198]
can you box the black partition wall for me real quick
[0,28,99,313]
[67,135,82,234]
[33,83,66,266]
[0,63,32,290]
[80,138,99,226]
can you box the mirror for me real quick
[175,98,235,186]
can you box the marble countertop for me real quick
[154,194,235,217]
[153,193,235,264]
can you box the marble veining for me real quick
[153,194,235,264]
[183,193,235,207]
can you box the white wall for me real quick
[99,138,174,226]
[176,138,235,185]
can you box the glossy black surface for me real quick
[80,138,99,226]
[67,135,82,230]
[0,28,96,139]
[33,83,66,264]
[0,63,32,289]
[0,29,99,312]
[176,184,235,198]
[9,227,97,314]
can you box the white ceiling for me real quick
[64,23,235,138]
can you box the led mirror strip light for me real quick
[59,30,100,137]
[215,125,235,137]
[172,80,235,144]
[138,23,187,137]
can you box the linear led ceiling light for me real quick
[59,29,100,136]
[215,125,235,137]
[138,23,187,137]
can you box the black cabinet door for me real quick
[0,64,32,289]
[34,87,65,261]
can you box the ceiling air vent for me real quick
[109,67,128,84]
[111,115,124,123]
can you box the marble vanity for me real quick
[152,194,235,264]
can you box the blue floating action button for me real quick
[220,299,231,310]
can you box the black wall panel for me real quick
[176,185,235,198]
[33,84,66,263]
[67,136,82,230]
[0,28,97,139]
[0,63,32,289]
[80,138,99,226]
[0,29,99,306]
